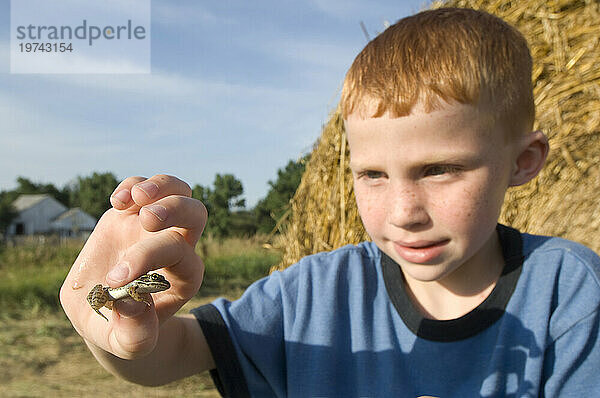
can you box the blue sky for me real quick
[0,0,428,207]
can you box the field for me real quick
[0,235,281,397]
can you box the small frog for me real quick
[86,272,170,321]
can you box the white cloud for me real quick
[0,63,323,151]
[37,70,198,98]
[11,51,150,74]
[0,90,128,189]
[0,89,113,146]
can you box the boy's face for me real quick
[346,101,517,285]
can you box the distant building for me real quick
[7,194,97,237]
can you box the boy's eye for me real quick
[361,170,385,179]
[424,165,460,176]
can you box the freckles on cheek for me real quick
[457,184,494,222]
[434,186,483,224]
[355,191,384,229]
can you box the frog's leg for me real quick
[127,285,152,306]
[87,284,110,321]
[94,307,109,322]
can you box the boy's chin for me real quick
[399,263,458,284]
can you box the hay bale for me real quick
[272,109,367,270]
[272,0,600,271]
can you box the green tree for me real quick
[229,209,258,237]
[254,155,308,234]
[192,173,246,238]
[212,174,245,210]
[15,176,69,206]
[0,191,19,236]
[69,172,119,220]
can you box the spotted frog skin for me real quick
[86,273,170,321]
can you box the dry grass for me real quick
[0,297,221,398]
[273,0,600,270]
[197,233,275,259]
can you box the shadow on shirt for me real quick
[229,311,544,397]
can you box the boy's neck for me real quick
[402,231,505,321]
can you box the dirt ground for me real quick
[1,297,228,398]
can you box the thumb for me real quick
[108,299,160,359]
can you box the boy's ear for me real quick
[509,130,549,187]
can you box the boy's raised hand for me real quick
[60,175,207,360]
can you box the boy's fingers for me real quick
[139,196,208,246]
[130,174,193,207]
[106,229,187,285]
[110,176,147,210]
[110,174,193,211]
[106,229,203,296]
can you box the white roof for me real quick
[53,208,88,222]
[12,194,53,211]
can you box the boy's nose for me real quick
[386,186,430,229]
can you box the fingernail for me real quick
[107,263,130,283]
[111,189,131,206]
[135,181,159,199]
[144,204,168,221]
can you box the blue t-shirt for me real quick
[192,225,600,397]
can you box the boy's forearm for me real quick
[85,315,215,386]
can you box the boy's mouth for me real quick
[392,239,450,264]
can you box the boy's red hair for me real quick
[341,8,534,135]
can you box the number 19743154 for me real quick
[19,42,73,53]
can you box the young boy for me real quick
[60,8,600,397]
